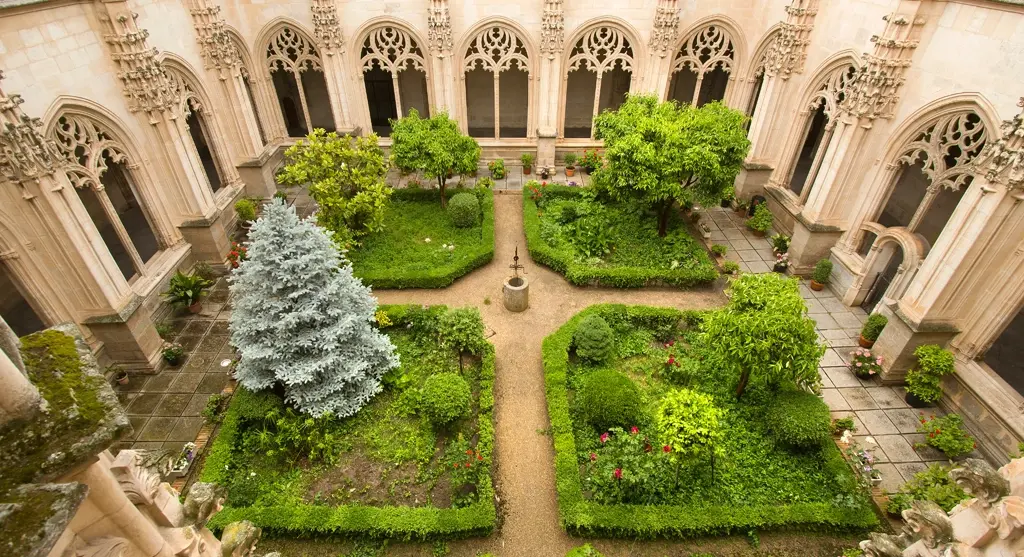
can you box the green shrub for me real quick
[746,204,773,233]
[916,413,974,458]
[447,192,480,228]
[420,372,472,426]
[566,544,603,557]
[573,314,614,362]
[234,198,258,222]
[487,159,505,179]
[656,388,723,463]
[886,463,968,514]
[905,344,955,404]
[722,261,740,274]
[711,244,728,256]
[812,259,833,284]
[576,370,644,431]
[861,314,888,342]
[521,153,534,167]
[438,307,487,355]
[765,390,832,449]
[662,355,700,385]
[476,176,495,189]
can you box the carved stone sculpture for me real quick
[951,459,1010,507]
[220,521,261,557]
[184,482,226,530]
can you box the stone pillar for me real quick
[645,0,680,97]
[312,0,355,134]
[0,324,40,423]
[428,0,455,114]
[536,0,564,172]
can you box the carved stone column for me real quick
[428,0,454,114]
[645,0,679,96]
[311,0,355,134]
[536,0,564,172]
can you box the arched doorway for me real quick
[265,26,336,136]
[358,25,430,137]
[668,24,735,107]
[562,25,635,139]
[860,240,905,312]
[462,24,531,139]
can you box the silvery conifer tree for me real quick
[229,199,398,416]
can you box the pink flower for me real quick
[876,357,883,365]
[590,453,597,462]
[630,426,639,435]
[600,432,609,443]
[613,468,622,480]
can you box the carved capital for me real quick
[311,0,344,53]
[972,98,1024,190]
[97,6,180,114]
[840,11,922,120]
[763,0,818,78]
[648,0,679,55]
[539,0,564,55]
[0,74,67,185]
[428,0,453,54]
[188,0,242,75]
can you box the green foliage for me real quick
[163,271,214,308]
[812,259,833,284]
[700,273,824,397]
[390,110,480,206]
[234,198,258,222]
[278,129,392,249]
[832,417,857,434]
[161,342,184,365]
[656,388,723,462]
[770,233,790,254]
[348,188,495,288]
[475,176,494,189]
[746,204,773,233]
[711,244,728,256]
[245,406,347,465]
[576,370,644,431]
[202,393,228,424]
[573,314,614,362]
[722,260,740,274]
[487,159,505,179]
[917,413,975,458]
[521,153,534,167]
[420,372,472,426]
[437,307,487,355]
[585,427,673,504]
[564,153,579,167]
[765,390,832,450]
[905,344,956,404]
[886,463,968,514]
[566,545,604,557]
[592,95,749,235]
[447,192,480,228]
[861,314,888,342]
[155,322,173,340]
[580,150,603,172]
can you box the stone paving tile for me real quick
[839,387,880,410]
[756,248,775,262]
[709,231,727,242]
[823,366,862,388]
[833,312,863,329]
[858,410,900,435]
[819,372,834,389]
[127,416,149,440]
[132,441,166,451]
[183,394,209,417]
[197,373,230,394]
[183,354,222,373]
[168,417,205,442]
[736,249,760,262]
[723,229,747,240]
[176,335,204,351]
[126,393,163,415]
[830,411,865,433]
[168,373,205,393]
[143,373,176,392]
[116,376,149,393]
[894,462,930,483]
[182,319,214,336]
[854,435,889,462]
[731,238,755,251]
[886,408,925,433]
[195,335,228,354]
[874,434,922,463]
[821,388,851,411]
[867,387,909,409]
[746,260,772,273]
[820,348,845,367]
[804,298,826,313]
[137,417,179,442]
[873,463,904,493]
[809,313,840,330]
[154,393,192,416]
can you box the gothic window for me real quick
[668,24,735,107]
[359,26,430,137]
[562,26,634,139]
[788,63,856,199]
[0,261,45,336]
[265,27,335,137]
[230,33,268,145]
[464,25,530,139]
[50,114,162,282]
[167,68,224,194]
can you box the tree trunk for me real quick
[735,369,751,399]
[657,201,673,237]
[439,176,447,208]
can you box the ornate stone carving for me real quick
[860,531,911,557]
[184,482,226,530]
[360,27,427,74]
[464,26,531,75]
[427,0,453,54]
[904,500,955,549]
[951,459,1011,507]
[974,98,1024,190]
[310,0,344,54]
[98,7,180,114]
[807,64,857,120]
[649,0,679,55]
[840,12,923,120]
[896,111,988,192]
[110,449,171,507]
[266,27,323,75]
[670,24,735,79]
[567,27,634,75]
[0,74,66,184]
[165,66,205,120]
[763,0,818,79]
[539,0,564,56]
[65,535,131,556]
[188,0,241,75]
[50,114,132,192]
[221,520,261,556]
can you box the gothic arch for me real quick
[558,18,643,139]
[456,17,537,140]
[855,224,926,308]
[741,24,782,121]
[225,25,274,144]
[255,18,335,137]
[666,16,747,107]
[0,211,57,329]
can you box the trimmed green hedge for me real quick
[523,187,718,288]
[544,304,879,538]
[354,188,495,289]
[200,305,497,540]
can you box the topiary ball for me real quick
[575,370,644,431]
[420,372,472,426]
[765,390,832,450]
[573,314,614,362]
[447,192,480,228]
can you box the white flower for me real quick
[250,472,256,477]
[670,260,680,269]
[448,244,455,251]
[424,237,431,243]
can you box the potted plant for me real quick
[488,158,506,179]
[521,153,534,175]
[769,233,791,255]
[162,342,185,367]
[167,442,198,480]
[234,198,258,228]
[539,167,551,180]
[859,314,888,348]
[904,344,955,408]
[699,221,712,240]
[810,259,832,291]
[226,241,248,269]
[163,270,215,313]
[745,204,773,237]
[580,150,602,173]
[711,244,728,257]
[720,186,735,208]
[773,252,790,273]
[849,348,883,379]
[111,366,129,386]
[734,198,749,216]
[564,153,578,177]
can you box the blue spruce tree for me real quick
[229,199,398,416]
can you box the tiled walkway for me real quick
[382,164,592,192]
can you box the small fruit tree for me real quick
[390,109,481,207]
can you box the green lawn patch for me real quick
[544,304,878,538]
[349,188,494,288]
[200,305,496,540]
[523,186,718,288]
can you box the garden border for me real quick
[544,304,879,538]
[199,305,497,540]
[523,186,719,288]
[354,188,495,289]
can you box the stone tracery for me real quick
[463,24,531,139]
[563,26,635,138]
[668,23,736,106]
[264,26,334,136]
[266,27,323,75]
[361,27,428,75]
[895,111,988,193]
[807,63,857,120]
[359,25,431,134]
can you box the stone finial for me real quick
[428,0,453,54]
[951,459,1010,507]
[649,0,679,55]
[0,73,67,185]
[539,0,564,56]
[184,482,226,530]
[840,11,923,120]
[763,0,818,78]
[972,100,1024,190]
[310,0,344,54]
[903,500,955,549]
[187,0,242,77]
[860,531,911,557]
[96,4,181,114]
[221,520,261,557]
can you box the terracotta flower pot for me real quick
[858,335,875,349]
[810,280,824,291]
[566,167,575,177]
[523,166,532,175]
[188,301,203,314]
[751,229,766,238]
[115,372,129,385]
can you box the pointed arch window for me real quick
[563,26,634,138]
[230,33,268,146]
[359,26,430,137]
[788,64,856,200]
[463,25,530,139]
[266,27,335,136]
[167,67,225,193]
[669,25,735,107]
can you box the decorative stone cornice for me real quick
[0,72,66,184]
[311,0,344,54]
[763,0,818,79]
[97,6,180,114]
[840,12,922,120]
[649,0,679,56]
[428,0,453,54]
[539,0,564,57]
[187,0,242,78]
[974,97,1024,190]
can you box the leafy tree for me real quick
[229,199,399,417]
[390,109,481,207]
[656,388,724,485]
[593,95,750,236]
[699,273,824,398]
[277,129,392,248]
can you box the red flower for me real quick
[453,463,459,469]
[630,426,639,435]
[465,462,471,468]
[600,432,609,443]
[663,445,671,453]
[590,453,597,462]
[613,468,622,480]
[477,454,483,461]
[466,449,473,455]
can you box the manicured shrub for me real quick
[711,244,728,256]
[566,545,603,557]
[447,192,480,228]
[234,198,257,222]
[746,204,773,233]
[573,314,613,362]
[812,259,833,284]
[576,370,644,431]
[861,314,888,342]
[438,307,487,355]
[420,372,472,425]
[656,388,723,465]
[765,390,832,449]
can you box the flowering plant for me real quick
[226,242,248,269]
[446,434,487,506]
[526,180,547,203]
[579,150,603,173]
[584,427,673,504]
[161,342,185,366]
[916,413,975,458]
[173,442,197,472]
[773,251,790,269]
[849,348,883,378]
[770,233,791,255]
